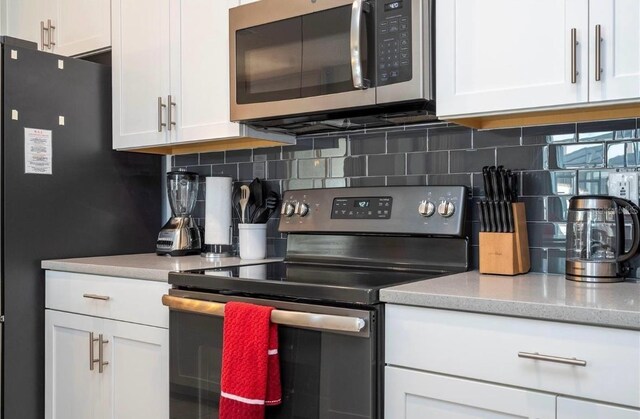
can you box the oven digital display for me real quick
[332,197,392,219]
[384,1,403,11]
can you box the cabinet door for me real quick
[101,319,169,419]
[5,0,54,51]
[385,366,556,419]
[52,0,111,57]
[45,310,104,419]
[589,0,640,102]
[169,0,240,144]
[112,0,171,149]
[558,397,640,419]
[437,0,589,117]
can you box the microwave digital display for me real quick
[384,1,403,11]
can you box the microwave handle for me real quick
[613,198,640,263]
[350,0,371,90]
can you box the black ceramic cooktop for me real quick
[169,261,443,305]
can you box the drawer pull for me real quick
[83,293,110,301]
[518,351,587,367]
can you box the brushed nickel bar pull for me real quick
[158,97,167,132]
[162,295,366,333]
[518,351,587,366]
[41,21,50,50]
[167,95,176,131]
[40,21,46,50]
[83,293,110,301]
[571,28,578,84]
[350,0,370,89]
[98,334,109,373]
[89,332,99,371]
[595,24,602,81]
[48,19,56,49]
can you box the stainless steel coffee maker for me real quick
[566,196,640,282]
[156,170,202,256]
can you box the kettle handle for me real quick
[613,198,640,263]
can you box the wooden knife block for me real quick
[479,202,530,275]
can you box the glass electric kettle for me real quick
[566,196,640,282]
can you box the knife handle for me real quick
[478,201,486,232]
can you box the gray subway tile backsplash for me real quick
[172,117,640,274]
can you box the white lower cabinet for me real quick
[557,397,640,419]
[385,366,556,419]
[385,304,640,419]
[45,271,169,419]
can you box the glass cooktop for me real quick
[169,261,446,305]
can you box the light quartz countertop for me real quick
[381,271,640,330]
[42,253,283,282]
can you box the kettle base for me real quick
[565,261,626,283]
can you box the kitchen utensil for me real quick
[232,185,241,219]
[498,166,514,233]
[489,166,503,232]
[253,191,280,224]
[482,166,495,232]
[566,196,640,283]
[240,185,251,223]
[157,170,202,256]
[248,178,263,222]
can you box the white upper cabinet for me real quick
[558,397,640,419]
[437,0,589,117]
[5,0,54,51]
[52,0,111,56]
[589,0,640,103]
[5,0,110,56]
[112,0,171,149]
[169,0,241,144]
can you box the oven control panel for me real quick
[280,186,467,237]
[331,197,393,219]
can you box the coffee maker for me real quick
[156,170,202,256]
[566,196,640,282]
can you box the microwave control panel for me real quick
[376,0,412,86]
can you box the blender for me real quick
[156,170,202,256]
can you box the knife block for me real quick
[479,202,530,275]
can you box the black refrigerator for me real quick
[0,38,162,419]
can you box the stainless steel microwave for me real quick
[229,0,434,134]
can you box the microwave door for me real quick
[376,0,433,104]
[230,0,376,122]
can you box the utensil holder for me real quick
[479,202,530,275]
[238,223,267,260]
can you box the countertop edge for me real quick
[380,289,640,331]
[42,260,166,282]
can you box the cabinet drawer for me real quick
[386,305,640,408]
[46,271,169,328]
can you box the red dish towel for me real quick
[220,302,282,419]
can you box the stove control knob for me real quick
[297,203,310,217]
[418,200,435,217]
[282,202,296,217]
[437,200,455,218]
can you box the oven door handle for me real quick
[162,295,367,333]
[350,0,370,90]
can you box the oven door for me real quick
[165,290,379,419]
[230,0,376,121]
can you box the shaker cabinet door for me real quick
[170,0,241,143]
[558,397,640,419]
[589,0,640,103]
[112,0,171,149]
[101,319,169,419]
[437,0,589,117]
[45,311,105,419]
[385,366,557,419]
[52,0,111,56]
[5,0,54,51]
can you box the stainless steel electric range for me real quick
[165,186,470,419]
